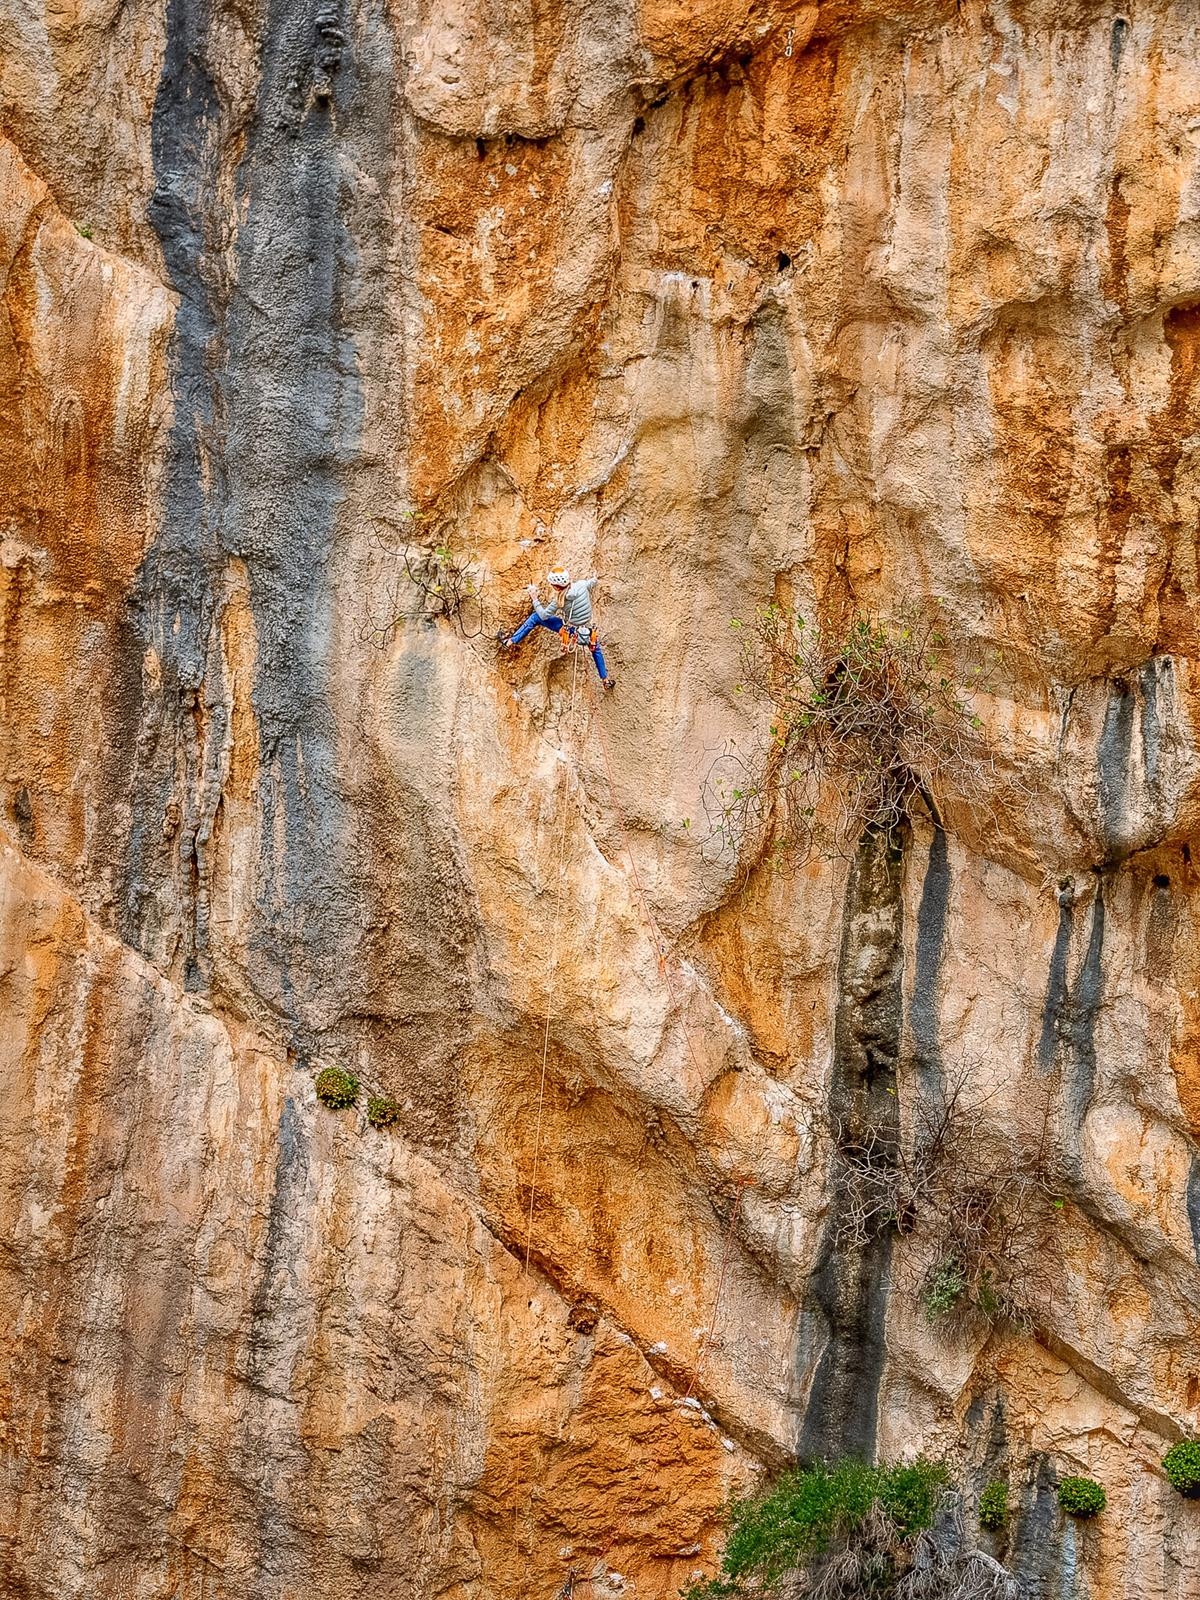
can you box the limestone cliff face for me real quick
[2,2,1200,1596]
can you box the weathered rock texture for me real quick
[3,1,1200,1596]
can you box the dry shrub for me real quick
[779,1504,928,1600]
[895,1539,1023,1600]
[703,608,995,870]
[833,1071,1062,1331]
[789,1520,1022,1600]
[685,1461,947,1600]
[773,1519,1022,1600]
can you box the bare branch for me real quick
[358,515,491,645]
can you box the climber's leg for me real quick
[507,611,539,646]
[589,635,612,687]
[506,612,562,647]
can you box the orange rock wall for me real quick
[2,2,1200,1597]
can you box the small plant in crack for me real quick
[366,1094,402,1130]
[924,1257,968,1321]
[1162,1440,1200,1497]
[1057,1477,1105,1519]
[978,1481,1009,1533]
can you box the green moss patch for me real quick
[315,1066,359,1110]
[366,1094,401,1130]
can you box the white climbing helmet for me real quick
[547,568,571,589]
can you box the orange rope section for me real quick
[508,646,582,1599]
[584,661,751,1398]
[508,618,749,1595]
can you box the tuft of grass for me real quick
[366,1094,401,1130]
[979,1480,1009,1531]
[75,223,94,240]
[1163,1440,1200,1497]
[684,1458,948,1598]
[315,1066,359,1110]
[1057,1476,1105,1518]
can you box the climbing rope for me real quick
[684,1176,751,1399]
[509,608,749,1595]
[509,645,584,1599]
[524,642,583,1276]
[582,653,750,1404]
[585,673,709,1088]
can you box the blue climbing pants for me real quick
[510,612,608,681]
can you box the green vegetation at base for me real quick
[978,1481,1009,1532]
[1163,1440,1200,1497]
[683,1458,948,1600]
[315,1066,359,1110]
[1057,1477,1105,1518]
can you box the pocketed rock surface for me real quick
[2,2,1200,1596]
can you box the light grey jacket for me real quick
[533,577,598,630]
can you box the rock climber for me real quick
[502,568,615,689]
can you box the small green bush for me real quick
[876,1461,949,1537]
[1163,1440,1200,1497]
[979,1480,1009,1531]
[924,1257,967,1320]
[367,1094,401,1130]
[315,1066,359,1110]
[684,1457,948,1598]
[1058,1477,1105,1518]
